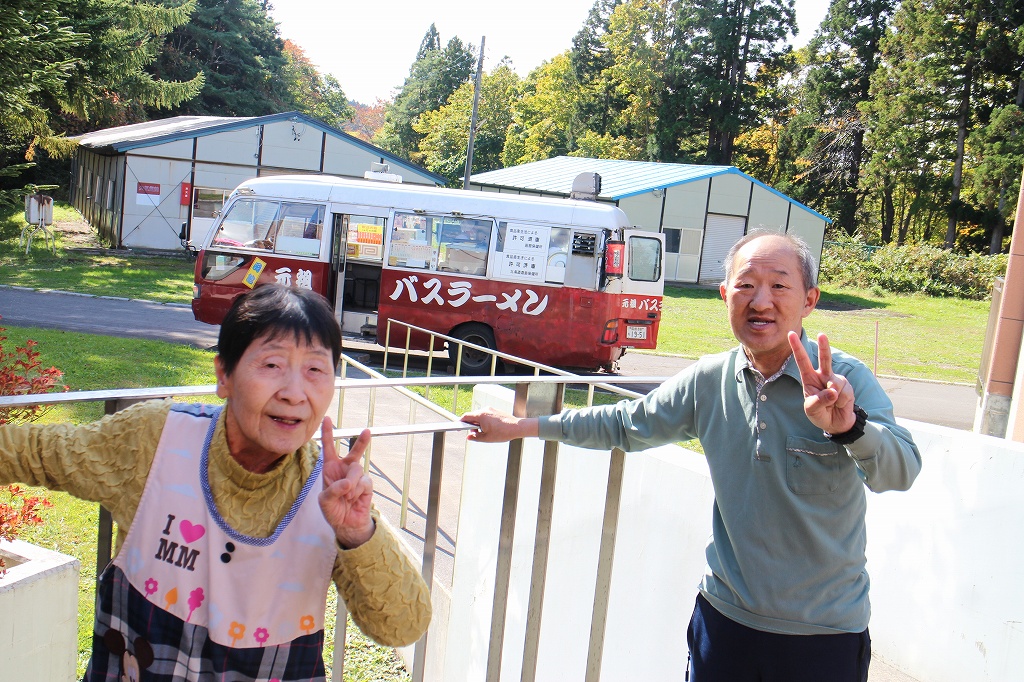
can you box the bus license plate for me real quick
[626,325,647,340]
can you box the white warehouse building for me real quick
[70,112,444,251]
[469,156,831,285]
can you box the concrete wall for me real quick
[445,385,1024,682]
[0,539,80,682]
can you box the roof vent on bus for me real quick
[569,172,602,201]
[364,162,403,184]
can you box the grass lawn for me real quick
[657,283,990,384]
[4,324,409,681]
[0,203,195,304]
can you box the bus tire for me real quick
[451,323,497,375]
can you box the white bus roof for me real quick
[232,174,631,229]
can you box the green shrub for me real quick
[819,240,1006,300]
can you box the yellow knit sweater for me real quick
[0,399,431,647]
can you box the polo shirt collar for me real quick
[732,329,815,383]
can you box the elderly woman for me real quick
[0,285,430,681]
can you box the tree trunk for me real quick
[944,8,979,249]
[882,183,895,243]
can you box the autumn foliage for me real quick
[0,485,52,573]
[0,317,66,573]
[0,319,67,426]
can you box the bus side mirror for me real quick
[179,222,188,241]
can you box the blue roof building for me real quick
[470,157,830,284]
[71,112,444,250]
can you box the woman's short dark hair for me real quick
[217,285,341,376]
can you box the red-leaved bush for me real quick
[0,317,68,426]
[0,485,53,573]
[0,315,66,573]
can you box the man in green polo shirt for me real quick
[462,230,921,682]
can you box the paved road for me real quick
[0,286,219,349]
[0,286,977,430]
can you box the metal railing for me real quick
[1,336,669,682]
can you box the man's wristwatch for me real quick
[825,404,868,445]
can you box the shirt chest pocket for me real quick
[786,436,841,495]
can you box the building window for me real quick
[663,227,702,255]
[193,188,230,218]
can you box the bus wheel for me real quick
[451,323,497,375]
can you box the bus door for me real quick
[329,210,387,335]
[612,229,665,349]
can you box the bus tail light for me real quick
[601,319,619,344]
[604,241,624,276]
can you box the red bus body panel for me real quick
[376,269,661,369]
[191,250,331,325]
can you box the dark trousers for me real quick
[686,594,871,682]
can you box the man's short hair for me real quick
[217,285,342,376]
[722,229,818,291]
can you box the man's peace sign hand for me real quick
[787,331,857,435]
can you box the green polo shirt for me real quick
[537,332,921,635]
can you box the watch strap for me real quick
[826,404,867,445]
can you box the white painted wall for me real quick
[446,385,1024,682]
[261,120,322,171]
[0,539,80,682]
[121,155,193,249]
[788,210,827,257]
[195,127,258,166]
[706,173,749,216]
[617,193,663,231]
[747,185,789,232]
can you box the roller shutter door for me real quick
[698,214,747,284]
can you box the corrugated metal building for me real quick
[469,156,831,285]
[70,112,444,250]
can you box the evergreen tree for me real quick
[150,0,291,117]
[374,27,475,160]
[790,0,896,236]
[59,0,204,126]
[864,0,1019,250]
[659,0,796,164]
[570,0,625,136]
[0,0,86,204]
[418,23,441,59]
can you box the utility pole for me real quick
[463,36,485,190]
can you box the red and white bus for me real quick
[191,174,664,371]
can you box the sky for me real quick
[269,0,832,105]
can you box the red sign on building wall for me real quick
[136,182,160,206]
[180,182,192,206]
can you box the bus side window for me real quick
[545,227,570,284]
[274,202,325,258]
[437,217,491,275]
[389,212,432,269]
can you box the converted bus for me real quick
[191,174,664,372]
